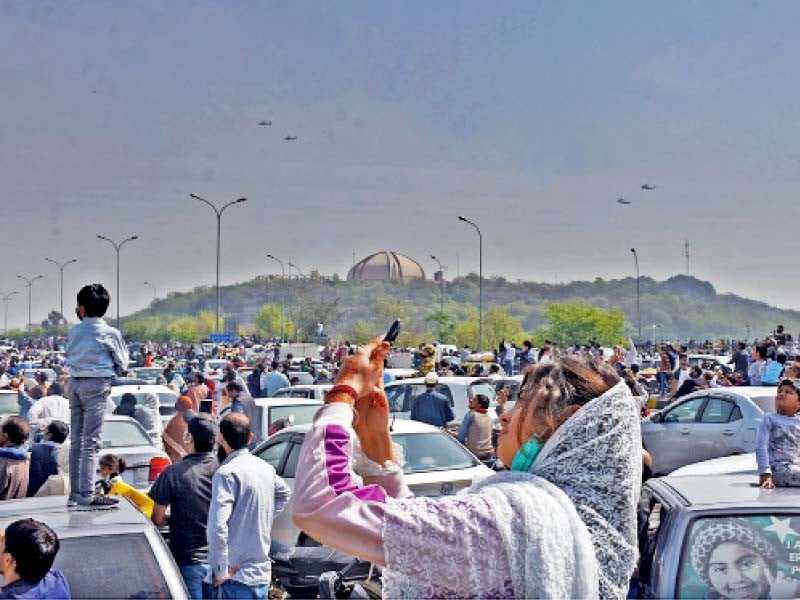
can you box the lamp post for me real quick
[287,262,303,342]
[97,235,138,330]
[143,281,157,302]
[0,291,18,335]
[630,248,641,341]
[430,255,446,315]
[266,254,286,341]
[190,193,248,334]
[16,275,44,333]
[458,215,483,351]
[651,323,661,346]
[288,262,303,278]
[44,257,77,321]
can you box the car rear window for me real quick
[268,405,320,429]
[102,420,153,448]
[56,533,171,598]
[392,432,478,474]
[677,514,800,599]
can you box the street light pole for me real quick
[288,262,303,278]
[651,323,661,347]
[143,281,157,302]
[44,257,77,321]
[190,193,248,334]
[266,254,286,341]
[430,255,446,315]
[97,235,138,330]
[16,275,43,333]
[0,292,19,335]
[631,248,641,341]
[458,216,483,351]
[287,263,304,342]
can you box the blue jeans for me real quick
[503,360,513,376]
[215,580,269,599]
[658,372,668,396]
[179,564,212,600]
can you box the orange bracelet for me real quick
[327,384,359,405]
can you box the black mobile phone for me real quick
[384,319,401,343]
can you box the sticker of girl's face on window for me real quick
[689,517,800,600]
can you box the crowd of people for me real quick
[2,279,800,598]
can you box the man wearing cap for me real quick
[149,412,219,600]
[409,372,454,428]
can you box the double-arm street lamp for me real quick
[458,216,483,351]
[1,291,18,335]
[16,275,44,333]
[44,257,77,322]
[190,193,248,334]
[630,248,641,341]
[97,235,138,330]
[266,254,286,341]
[288,262,303,278]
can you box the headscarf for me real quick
[532,379,642,599]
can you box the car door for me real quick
[693,396,743,462]
[644,396,707,474]
[253,435,296,545]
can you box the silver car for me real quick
[254,419,493,546]
[633,472,800,599]
[0,496,187,598]
[641,389,765,475]
[101,415,171,489]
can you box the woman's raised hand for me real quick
[334,336,391,399]
[354,387,395,465]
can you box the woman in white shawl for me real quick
[292,339,641,599]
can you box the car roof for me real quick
[109,384,175,394]
[652,472,800,509]
[386,376,491,385]
[273,384,331,392]
[670,453,757,477]
[0,496,149,531]
[253,398,323,408]
[276,417,444,436]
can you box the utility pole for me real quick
[685,239,690,276]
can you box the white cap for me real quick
[425,372,439,385]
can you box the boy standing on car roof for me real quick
[64,284,129,509]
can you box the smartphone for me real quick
[384,319,401,343]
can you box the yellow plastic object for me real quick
[108,479,155,518]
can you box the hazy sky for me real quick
[2,1,799,328]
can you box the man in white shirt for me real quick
[27,382,69,431]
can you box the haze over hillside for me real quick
[125,274,799,342]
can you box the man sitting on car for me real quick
[0,519,70,599]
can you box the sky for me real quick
[1,1,800,328]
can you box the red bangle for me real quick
[327,384,359,404]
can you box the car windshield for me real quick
[677,514,800,599]
[134,369,164,378]
[392,432,478,474]
[268,405,320,429]
[469,382,497,403]
[56,534,170,599]
[102,419,153,448]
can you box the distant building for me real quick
[347,251,426,282]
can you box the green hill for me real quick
[124,273,800,343]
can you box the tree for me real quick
[40,311,67,334]
[535,301,626,347]
[346,319,380,345]
[426,311,456,343]
[294,296,343,341]
[452,306,527,350]
[253,304,293,339]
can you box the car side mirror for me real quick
[650,412,662,423]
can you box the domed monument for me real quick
[347,251,426,282]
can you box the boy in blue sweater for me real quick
[0,519,70,599]
[757,378,800,488]
[65,284,129,508]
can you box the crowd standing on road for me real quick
[5,278,800,597]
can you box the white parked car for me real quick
[384,376,498,426]
[255,419,493,546]
[270,384,332,400]
[100,416,171,489]
[109,383,179,432]
[218,398,323,441]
